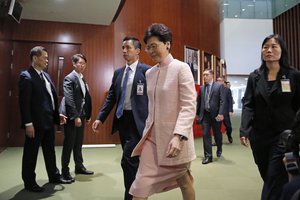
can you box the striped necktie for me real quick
[116,67,131,118]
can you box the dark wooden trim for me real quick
[111,0,126,23]
[273,4,300,70]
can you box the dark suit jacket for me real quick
[240,67,300,139]
[97,62,149,136]
[196,82,226,122]
[224,87,233,113]
[19,66,60,130]
[63,70,92,120]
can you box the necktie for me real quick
[116,67,131,118]
[204,84,210,111]
[40,72,45,84]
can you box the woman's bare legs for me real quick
[177,171,195,200]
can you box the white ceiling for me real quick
[19,0,122,25]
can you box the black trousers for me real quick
[61,116,85,175]
[280,176,300,200]
[223,113,232,138]
[22,127,60,187]
[118,110,141,200]
[202,111,223,158]
[250,139,289,200]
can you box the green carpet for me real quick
[0,113,262,200]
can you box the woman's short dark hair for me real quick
[143,23,172,45]
[30,46,47,61]
[123,36,142,50]
[260,34,290,69]
[72,54,87,64]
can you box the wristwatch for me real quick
[285,152,299,175]
[175,134,187,141]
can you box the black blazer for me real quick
[196,82,226,122]
[97,62,149,136]
[224,87,233,113]
[63,70,92,120]
[240,67,300,139]
[19,66,60,130]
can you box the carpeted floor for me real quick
[0,113,263,200]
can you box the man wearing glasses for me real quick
[217,77,234,144]
[196,69,226,164]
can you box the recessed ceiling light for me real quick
[247,4,254,7]
[234,14,238,18]
[242,8,245,11]
[224,3,229,6]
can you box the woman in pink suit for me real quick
[129,23,196,200]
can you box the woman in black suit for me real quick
[240,34,300,200]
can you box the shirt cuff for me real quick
[25,122,33,127]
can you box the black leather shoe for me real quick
[217,150,222,158]
[25,184,45,192]
[75,167,94,175]
[63,174,75,182]
[49,176,72,184]
[228,136,233,144]
[202,157,213,164]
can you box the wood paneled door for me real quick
[9,41,80,146]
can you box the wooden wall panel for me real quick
[273,4,300,70]
[114,0,220,67]
[1,0,220,146]
[11,20,119,145]
[182,0,220,80]
[0,19,13,151]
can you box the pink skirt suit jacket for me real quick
[132,54,197,166]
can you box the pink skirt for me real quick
[129,127,192,198]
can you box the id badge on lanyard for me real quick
[137,80,144,96]
[281,78,291,93]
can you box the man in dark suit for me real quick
[19,46,71,193]
[217,77,234,144]
[92,36,149,200]
[196,69,226,164]
[60,54,93,182]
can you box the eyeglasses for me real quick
[145,43,160,52]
